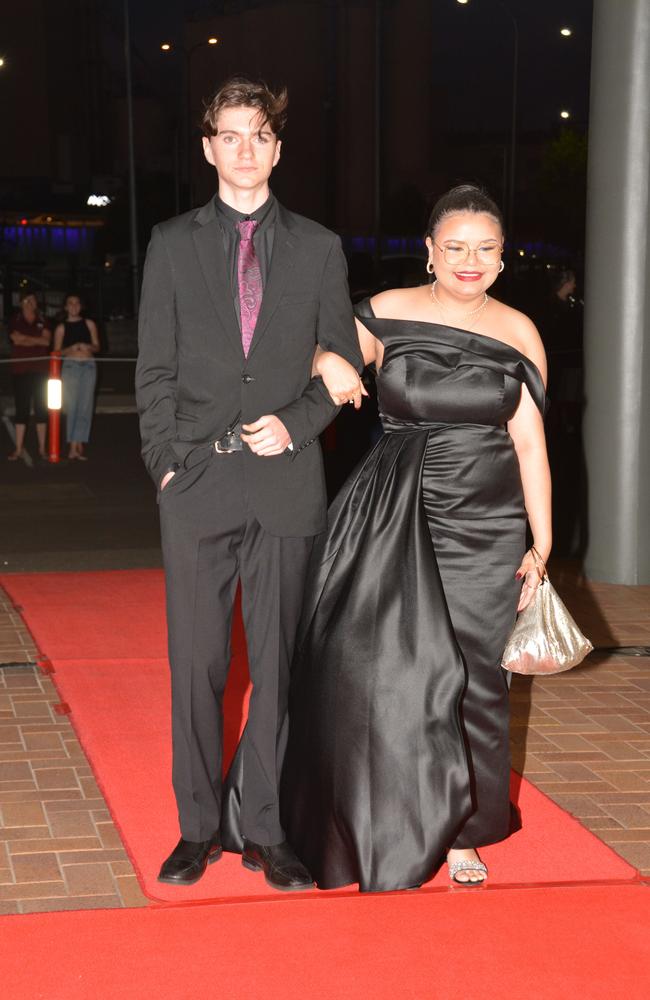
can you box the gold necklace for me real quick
[430,281,489,326]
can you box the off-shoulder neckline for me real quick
[355,301,542,380]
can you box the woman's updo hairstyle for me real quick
[425,184,504,240]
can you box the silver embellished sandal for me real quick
[448,858,488,886]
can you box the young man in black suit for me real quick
[135,78,363,889]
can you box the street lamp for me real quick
[560,27,572,37]
[0,58,5,68]
[560,110,571,120]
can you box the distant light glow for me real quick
[560,110,571,119]
[208,37,218,45]
[87,194,111,206]
[456,0,470,5]
[518,250,525,257]
[48,379,62,410]
[20,218,27,225]
[161,42,172,51]
[560,27,572,37]
[0,58,5,68]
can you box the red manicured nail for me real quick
[515,572,522,580]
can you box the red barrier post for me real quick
[48,351,62,464]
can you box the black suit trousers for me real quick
[159,448,313,844]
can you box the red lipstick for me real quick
[454,272,482,282]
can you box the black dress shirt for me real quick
[215,193,276,324]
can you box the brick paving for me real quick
[0,567,648,914]
[0,590,148,914]
[510,564,650,877]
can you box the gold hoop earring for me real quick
[499,261,505,273]
[426,260,434,275]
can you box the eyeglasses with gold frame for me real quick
[434,240,504,266]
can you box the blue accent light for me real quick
[65,228,80,251]
[51,227,66,251]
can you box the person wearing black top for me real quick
[135,78,363,890]
[53,295,100,460]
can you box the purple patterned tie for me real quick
[237,219,262,357]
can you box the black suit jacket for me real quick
[135,197,362,536]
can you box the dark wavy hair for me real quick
[202,76,288,137]
[425,184,504,239]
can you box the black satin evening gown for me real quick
[280,297,546,893]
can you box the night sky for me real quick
[0,0,594,258]
[114,0,593,133]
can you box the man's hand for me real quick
[241,415,292,456]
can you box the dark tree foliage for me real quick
[538,129,588,252]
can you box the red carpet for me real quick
[2,569,169,661]
[1,570,640,906]
[2,885,649,999]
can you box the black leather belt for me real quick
[180,415,243,470]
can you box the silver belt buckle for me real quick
[215,430,238,453]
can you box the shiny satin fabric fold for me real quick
[281,431,473,892]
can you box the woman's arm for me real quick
[10,327,51,347]
[28,326,51,347]
[507,319,552,610]
[312,318,379,407]
[87,320,100,353]
[53,324,65,352]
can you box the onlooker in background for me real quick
[53,294,100,461]
[7,291,52,461]
[540,268,583,423]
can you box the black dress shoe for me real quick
[158,834,222,886]
[241,839,315,891]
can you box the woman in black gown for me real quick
[281,185,551,892]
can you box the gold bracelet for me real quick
[529,546,547,581]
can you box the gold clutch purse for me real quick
[502,552,593,675]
